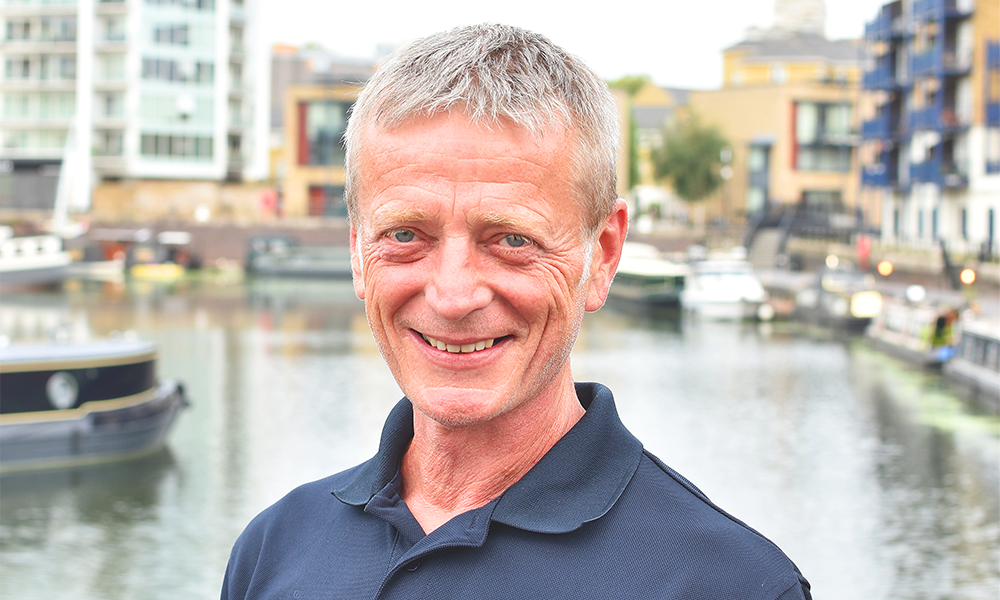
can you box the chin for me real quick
[409,386,515,429]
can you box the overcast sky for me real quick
[260,0,885,90]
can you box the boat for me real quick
[608,242,688,306]
[0,338,190,472]
[0,231,72,289]
[865,296,959,368]
[794,267,883,332]
[244,235,353,279]
[943,318,1000,414]
[681,257,773,321]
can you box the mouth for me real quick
[420,333,499,354]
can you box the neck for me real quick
[400,377,584,534]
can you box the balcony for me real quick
[987,102,1000,127]
[910,157,968,188]
[913,0,974,22]
[909,106,939,131]
[911,47,940,77]
[863,63,899,90]
[862,114,891,140]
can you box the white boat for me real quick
[0,338,189,472]
[609,242,689,306]
[943,318,1000,414]
[681,258,772,321]
[0,232,72,288]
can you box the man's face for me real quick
[351,112,616,428]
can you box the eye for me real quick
[501,234,531,248]
[388,229,416,243]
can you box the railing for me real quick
[910,157,968,188]
[862,114,891,139]
[911,48,940,77]
[988,42,1000,71]
[987,103,1000,127]
[863,63,898,90]
[909,106,940,131]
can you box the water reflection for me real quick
[0,280,996,599]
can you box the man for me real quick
[223,24,811,599]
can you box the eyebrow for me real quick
[367,206,434,232]
[476,211,552,238]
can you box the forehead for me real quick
[354,113,579,220]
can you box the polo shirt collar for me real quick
[332,382,643,534]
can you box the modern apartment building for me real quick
[0,0,268,213]
[860,0,999,258]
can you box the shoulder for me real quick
[610,450,811,599]
[231,466,361,549]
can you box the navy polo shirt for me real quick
[222,382,811,599]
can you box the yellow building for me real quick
[281,83,362,218]
[690,31,864,227]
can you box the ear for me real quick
[350,225,365,300]
[585,198,629,312]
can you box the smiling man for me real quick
[222,24,811,600]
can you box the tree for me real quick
[652,115,729,203]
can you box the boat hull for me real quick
[0,380,188,472]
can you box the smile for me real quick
[420,333,496,354]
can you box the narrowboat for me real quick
[0,338,189,472]
[943,319,1000,414]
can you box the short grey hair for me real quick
[343,23,620,233]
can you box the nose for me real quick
[425,237,493,321]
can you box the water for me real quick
[1,278,997,599]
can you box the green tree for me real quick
[653,115,729,203]
[607,74,649,97]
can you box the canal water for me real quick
[0,277,997,599]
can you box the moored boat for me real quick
[943,318,1000,414]
[0,338,189,472]
[609,242,688,307]
[681,258,773,321]
[865,296,959,369]
[0,233,72,289]
[794,268,883,332]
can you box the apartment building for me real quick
[689,17,863,227]
[0,0,268,213]
[860,0,999,257]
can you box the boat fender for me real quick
[46,371,79,410]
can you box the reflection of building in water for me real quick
[0,299,90,342]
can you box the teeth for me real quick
[422,334,496,353]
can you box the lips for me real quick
[420,333,496,354]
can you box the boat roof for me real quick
[0,339,157,372]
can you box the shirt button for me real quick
[405,561,420,572]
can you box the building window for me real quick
[140,134,213,160]
[154,24,188,45]
[931,207,939,240]
[771,65,787,84]
[794,102,853,172]
[893,208,900,237]
[94,130,123,156]
[6,20,31,40]
[918,210,924,239]
[961,208,967,239]
[297,100,351,166]
[142,58,213,83]
[307,185,347,217]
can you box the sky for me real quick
[260,0,886,90]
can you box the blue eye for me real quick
[390,229,415,242]
[503,234,530,247]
